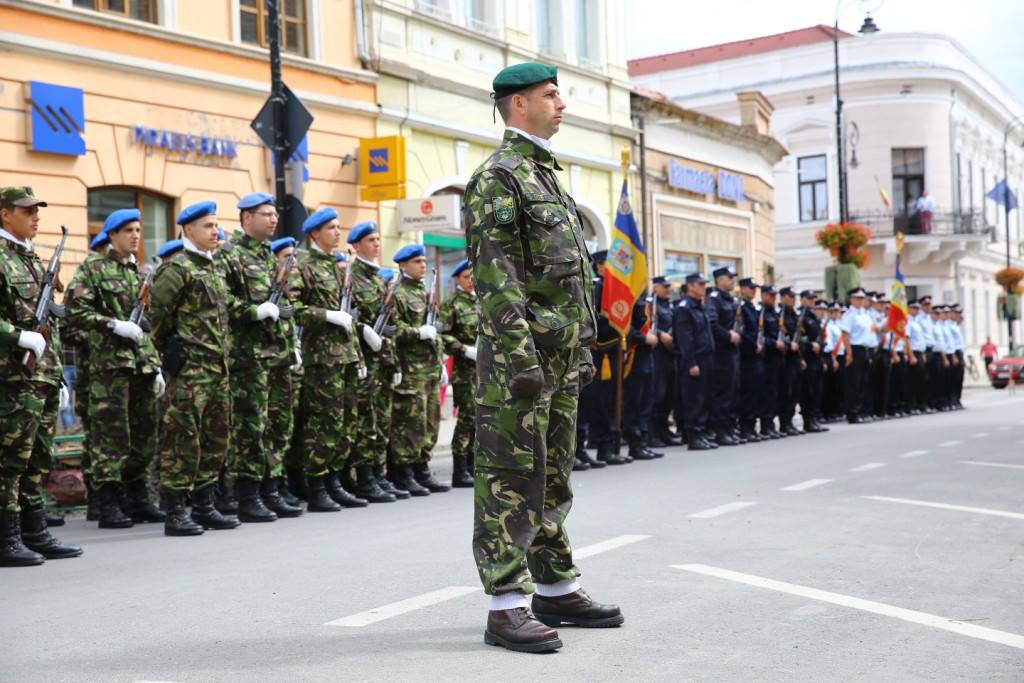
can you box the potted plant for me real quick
[817,223,873,301]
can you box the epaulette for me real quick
[679,299,689,308]
[755,303,762,311]
[710,290,718,298]
[494,152,525,174]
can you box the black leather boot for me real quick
[576,443,605,469]
[596,443,628,465]
[349,466,391,504]
[451,455,475,488]
[161,489,204,536]
[277,476,302,507]
[305,476,342,512]
[328,471,375,506]
[715,428,740,446]
[260,477,303,517]
[215,472,239,515]
[661,429,684,446]
[628,440,656,461]
[687,430,713,451]
[235,478,277,523]
[0,509,45,567]
[393,465,430,497]
[572,452,591,471]
[126,479,166,523]
[45,511,65,526]
[20,504,82,560]
[85,478,100,521]
[781,419,803,437]
[376,464,410,500]
[97,483,134,529]
[190,485,242,529]
[414,462,450,493]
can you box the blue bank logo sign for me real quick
[28,81,86,156]
[667,158,745,202]
[368,148,389,173]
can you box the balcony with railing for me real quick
[851,208,996,265]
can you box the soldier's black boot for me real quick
[20,504,82,560]
[414,463,450,493]
[393,465,430,497]
[126,479,166,523]
[45,511,65,527]
[780,418,803,437]
[596,443,628,465]
[0,509,45,567]
[260,477,303,517]
[466,451,476,477]
[577,443,606,469]
[277,476,302,507]
[286,467,308,502]
[235,478,277,523]
[661,429,684,446]
[715,428,740,446]
[161,489,204,536]
[451,456,475,487]
[96,483,134,529]
[190,485,242,530]
[215,472,239,515]
[327,471,374,506]
[352,466,394,504]
[376,464,410,500]
[572,449,591,471]
[686,430,712,451]
[628,440,656,461]
[305,476,342,512]
[85,478,100,521]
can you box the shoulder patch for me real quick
[679,299,688,308]
[495,154,524,173]
[492,195,515,224]
[709,290,718,298]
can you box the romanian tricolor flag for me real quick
[601,179,648,336]
[887,232,909,340]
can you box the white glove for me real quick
[464,345,478,361]
[153,371,166,397]
[292,348,303,370]
[362,324,383,352]
[256,301,280,321]
[392,371,403,387]
[440,364,449,388]
[418,324,437,341]
[59,384,70,411]
[17,330,46,360]
[357,365,368,380]
[325,310,353,332]
[112,320,144,342]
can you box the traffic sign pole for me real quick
[266,0,289,238]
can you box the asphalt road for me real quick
[3,388,1024,682]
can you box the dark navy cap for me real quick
[591,249,608,263]
[156,239,184,259]
[799,289,816,299]
[270,237,295,254]
[712,266,736,279]
[848,287,867,298]
[102,208,141,235]
[237,192,275,210]
[347,220,379,244]
[303,207,338,234]
[652,275,669,285]
[738,277,759,289]
[779,286,795,297]
[393,243,426,263]
[760,284,776,295]
[685,271,707,284]
[452,259,470,277]
[176,200,217,226]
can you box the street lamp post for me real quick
[1001,114,1024,352]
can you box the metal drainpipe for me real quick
[355,0,372,69]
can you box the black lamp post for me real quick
[1001,114,1023,352]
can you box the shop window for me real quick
[87,187,173,261]
[72,0,156,23]
[798,154,828,222]
[239,0,308,56]
[664,251,702,277]
[892,148,925,213]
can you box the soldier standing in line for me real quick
[0,187,81,566]
[736,277,764,443]
[465,63,621,653]
[149,201,239,536]
[674,272,715,451]
[797,292,828,433]
[290,208,369,512]
[757,284,784,439]
[621,294,661,461]
[648,276,680,447]
[834,288,872,424]
[438,258,479,488]
[776,287,804,436]
[386,244,447,496]
[704,266,741,446]
[577,251,618,468]
[67,208,166,529]
[219,192,301,521]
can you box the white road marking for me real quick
[863,496,1024,521]
[899,449,929,459]
[781,478,833,492]
[970,432,990,439]
[959,461,1024,471]
[849,463,886,472]
[325,534,650,627]
[689,502,758,519]
[673,564,1024,651]
[938,440,964,448]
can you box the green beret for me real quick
[492,62,558,100]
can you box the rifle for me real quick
[756,305,765,349]
[372,275,400,335]
[268,251,296,320]
[23,225,69,370]
[339,252,354,319]
[424,267,439,327]
[647,295,658,336]
[128,260,156,328]
[732,303,743,334]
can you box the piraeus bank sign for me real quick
[131,126,238,159]
[667,158,745,202]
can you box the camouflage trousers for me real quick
[287,365,304,472]
[301,361,359,476]
[227,363,291,482]
[265,364,293,479]
[353,355,393,467]
[74,367,93,476]
[420,377,441,464]
[472,345,581,595]
[450,377,477,460]
[0,381,58,512]
[388,377,429,467]
[86,369,157,486]
[159,368,231,493]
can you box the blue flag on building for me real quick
[986,179,1019,210]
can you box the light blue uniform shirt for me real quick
[916,312,936,348]
[839,306,875,347]
[907,315,927,352]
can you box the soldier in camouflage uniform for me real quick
[219,192,301,521]
[464,64,622,653]
[386,244,448,496]
[438,258,478,488]
[149,200,239,537]
[343,221,403,502]
[67,208,166,529]
[0,186,81,566]
[290,208,368,512]
[268,236,303,507]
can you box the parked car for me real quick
[988,345,1024,389]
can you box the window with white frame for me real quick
[463,0,499,35]
[417,0,454,21]
[573,0,602,69]
[537,0,566,59]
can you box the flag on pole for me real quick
[874,175,892,209]
[986,179,1019,210]
[887,231,909,341]
[601,179,648,336]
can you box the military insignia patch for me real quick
[492,195,515,224]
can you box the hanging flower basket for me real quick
[994,267,1024,294]
[816,223,873,270]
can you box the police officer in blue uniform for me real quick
[758,284,785,439]
[798,291,829,433]
[704,266,741,446]
[622,294,662,461]
[674,272,716,451]
[777,287,803,436]
[648,276,680,447]
[737,277,764,442]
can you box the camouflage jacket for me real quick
[391,275,441,393]
[149,247,230,374]
[463,130,596,384]
[219,234,290,366]
[290,247,362,367]
[0,237,63,385]
[349,256,396,366]
[61,251,101,353]
[66,248,160,374]
[439,287,478,381]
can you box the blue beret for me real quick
[303,207,338,234]
[102,208,140,235]
[237,192,275,210]
[157,239,184,259]
[452,259,470,277]
[393,243,425,263]
[347,220,379,244]
[176,200,217,226]
[378,267,395,282]
[89,232,109,251]
[335,252,348,263]
[216,227,225,241]
[270,237,295,254]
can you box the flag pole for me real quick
[614,147,631,453]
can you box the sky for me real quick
[625,0,1024,104]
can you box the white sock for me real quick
[534,578,581,597]
[489,592,530,611]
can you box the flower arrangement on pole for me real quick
[817,222,874,301]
